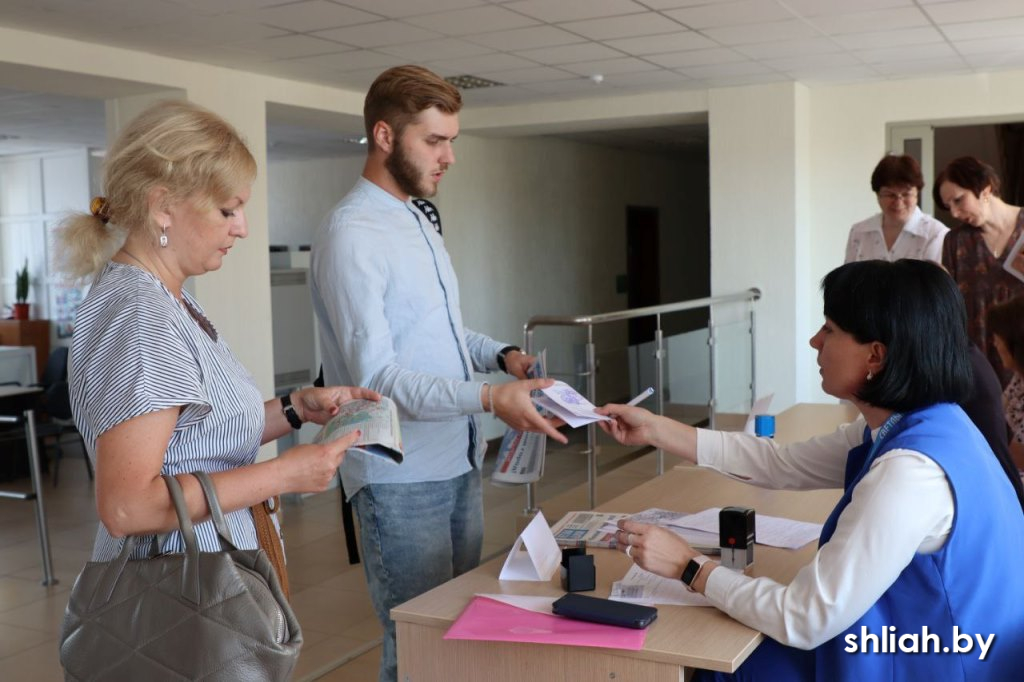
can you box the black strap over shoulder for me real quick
[411,198,442,236]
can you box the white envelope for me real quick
[499,511,561,581]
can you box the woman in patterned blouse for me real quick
[935,156,1024,386]
[988,295,1024,469]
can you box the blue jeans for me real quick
[351,469,483,682]
[693,637,815,682]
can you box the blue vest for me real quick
[815,403,1024,681]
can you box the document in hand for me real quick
[533,381,611,428]
[491,350,549,486]
[314,397,404,465]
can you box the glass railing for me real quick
[521,288,761,513]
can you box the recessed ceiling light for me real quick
[444,74,504,90]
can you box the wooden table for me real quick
[392,402,858,680]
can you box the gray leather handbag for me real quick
[59,471,303,681]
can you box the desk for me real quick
[392,402,858,680]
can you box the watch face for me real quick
[681,559,701,585]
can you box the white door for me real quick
[889,124,935,214]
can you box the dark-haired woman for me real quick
[845,154,947,264]
[598,259,1024,681]
[935,156,1024,385]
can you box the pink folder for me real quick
[444,596,647,650]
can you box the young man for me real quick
[311,65,565,682]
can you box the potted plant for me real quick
[13,259,29,320]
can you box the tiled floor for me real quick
[0,424,677,681]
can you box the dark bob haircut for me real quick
[987,295,1024,372]
[932,156,1001,210]
[821,259,972,412]
[870,154,924,193]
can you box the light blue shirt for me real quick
[311,177,507,496]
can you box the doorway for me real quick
[626,205,660,346]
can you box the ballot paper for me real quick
[611,564,711,607]
[533,381,611,429]
[672,507,823,550]
[499,511,562,581]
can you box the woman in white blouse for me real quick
[844,154,948,264]
[598,259,1024,681]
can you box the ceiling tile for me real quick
[855,43,957,65]
[923,0,1024,24]
[165,0,303,13]
[809,7,930,35]
[663,1,793,29]
[782,0,912,18]
[520,78,610,94]
[951,35,1024,56]
[233,34,354,59]
[646,47,747,68]
[638,0,738,8]
[734,38,842,60]
[377,37,495,61]
[133,16,289,44]
[337,0,487,19]
[560,57,660,76]
[964,52,1024,69]
[461,85,543,105]
[404,5,538,34]
[764,52,861,72]
[464,25,584,51]
[312,20,442,47]
[514,42,624,65]
[558,12,685,41]
[290,50,405,72]
[942,17,1024,41]
[702,19,819,45]
[873,56,969,76]
[832,26,944,50]
[250,1,380,32]
[480,65,577,84]
[599,69,693,89]
[789,65,881,83]
[678,60,774,79]
[427,52,539,75]
[602,30,717,55]
[503,0,647,23]
[696,72,789,88]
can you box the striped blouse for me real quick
[70,262,265,560]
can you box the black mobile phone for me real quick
[551,593,658,629]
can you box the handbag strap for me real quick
[191,470,238,551]
[163,474,203,604]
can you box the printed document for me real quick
[314,397,403,464]
[491,351,549,486]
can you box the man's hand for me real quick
[503,350,533,380]
[491,378,568,444]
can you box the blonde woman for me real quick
[57,101,377,573]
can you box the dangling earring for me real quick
[866,370,874,381]
[159,225,168,248]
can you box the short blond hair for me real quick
[56,100,256,278]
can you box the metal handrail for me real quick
[524,288,761,331]
[522,287,761,515]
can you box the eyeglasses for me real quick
[878,189,918,202]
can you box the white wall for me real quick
[437,134,706,438]
[266,155,363,248]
